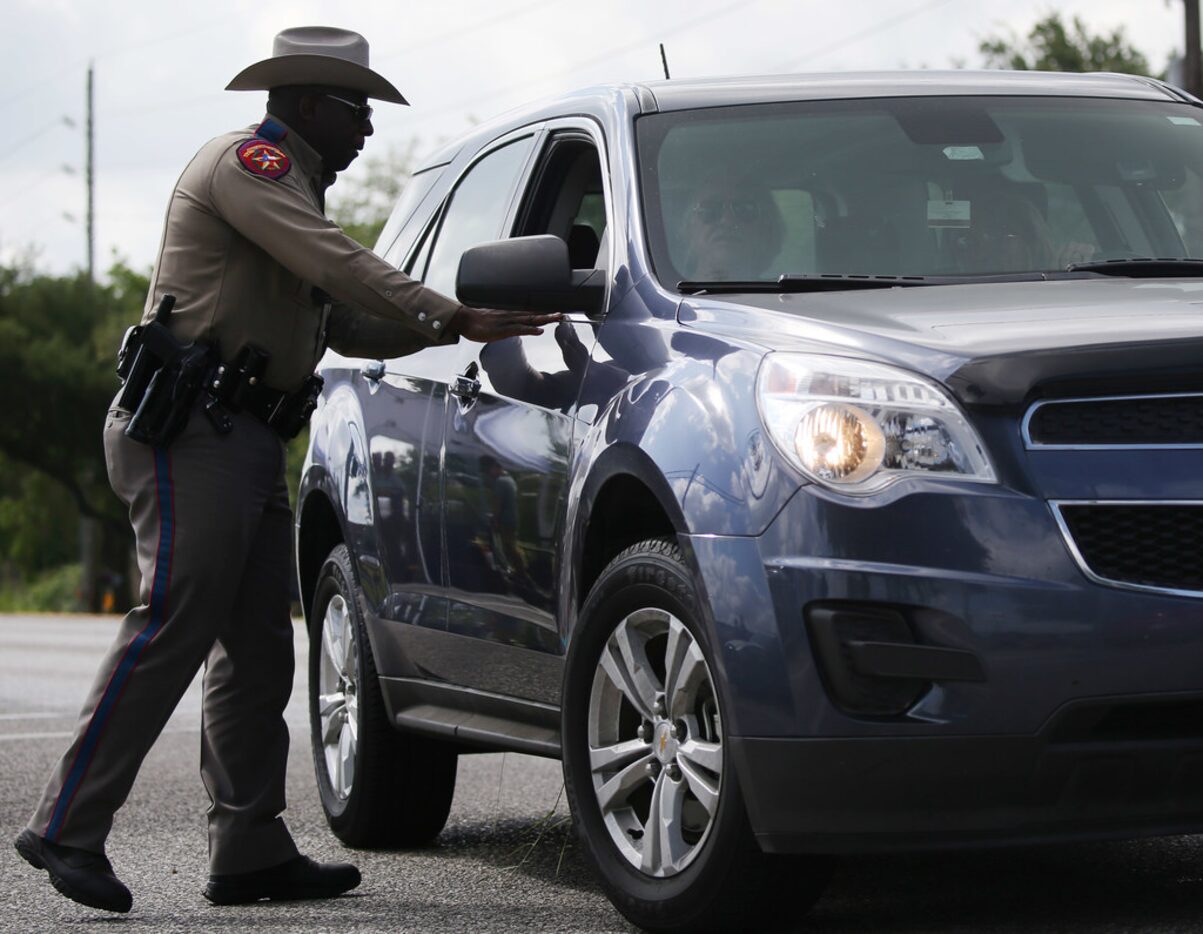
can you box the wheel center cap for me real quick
[655,723,678,763]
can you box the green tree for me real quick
[980,13,1164,77]
[328,141,419,247]
[0,456,79,573]
[0,260,148,607]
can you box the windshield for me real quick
[636,95,1203,288]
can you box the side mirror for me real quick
[456,235,606,314]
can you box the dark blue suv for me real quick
[297,70,1203,931]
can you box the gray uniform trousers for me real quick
[27,400,300,875]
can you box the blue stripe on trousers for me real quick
[45,446,175,840]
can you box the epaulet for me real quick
[236,119,291,180]
[254,118,288,144]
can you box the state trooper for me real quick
[14,26,557,913]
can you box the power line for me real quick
[94,18,224,61]
[0,18,223,113]
[0,167,68,210]
[83,2,573,122]
[0,117,75,168]
[375,0,563,62]
[0,68,77,112]
[771,0,960,72]
[401,0,765,130]
[13,0,762,144]
[107,91,227,119]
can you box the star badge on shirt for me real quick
[237,140,291,180]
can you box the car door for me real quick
[438,125,612,704]
[360,135,537,677]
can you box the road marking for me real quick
[0,726,200,743]
[0,717,307,742]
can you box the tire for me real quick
[562,539,830,933]
[309,543,457,847]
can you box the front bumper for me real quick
[685,481,1203,851]
[734,712,1203,853]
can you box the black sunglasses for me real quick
[322,93,373,123]
[691,196,761,225]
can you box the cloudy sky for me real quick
[1,0,1190,276]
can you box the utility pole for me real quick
[86,61,95,283]
[1186,0,1202,97]
[80,61,99,612]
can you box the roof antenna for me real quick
[660,43,671,80]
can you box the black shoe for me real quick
[14,828,132,914]
[202,854,361,905]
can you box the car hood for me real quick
[680,278,1203,406]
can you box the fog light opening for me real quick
[806,603,928,717]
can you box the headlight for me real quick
[756,354,995,494]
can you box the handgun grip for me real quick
[140,320,182,358]
[153,293,176,324]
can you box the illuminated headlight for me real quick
[757,354,996,494]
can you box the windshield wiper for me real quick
[679,274,939,295]
[1065,258,1203,277]
[679,271,1084,295]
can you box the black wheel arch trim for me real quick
[562,447,723,671]
[561,443,691,635]
[296,468,353,623]
[578,442,690,537]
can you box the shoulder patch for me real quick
[237,139,290,180]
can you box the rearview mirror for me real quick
[456,235,606,314]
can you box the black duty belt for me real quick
[117,319,324,447]
[240,380,292,424]
[209,375,323,441]
[198,344,323,440]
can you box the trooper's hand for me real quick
[451,305,562,343]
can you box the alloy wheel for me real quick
[587,607,723,878]
[317,593,360,801]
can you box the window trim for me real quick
[508,118,616,317]
[400,126,545,283]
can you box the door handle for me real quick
[361,360,385,381]
[450,374,481,401]
[449,362,481,403]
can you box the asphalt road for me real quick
[4,614,1203,933]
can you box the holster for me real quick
[124,342,218,447]
[116,295,218,447]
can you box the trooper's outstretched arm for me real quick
[449,306,561,343]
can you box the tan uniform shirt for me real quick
[142,115,460,392]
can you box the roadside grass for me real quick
[0,563,83,612]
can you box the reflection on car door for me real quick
[363,134,537,679]
[361,368,448,625]
[439,128,610,704]
[441,321,595,699]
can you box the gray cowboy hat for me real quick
[226,26,407,104]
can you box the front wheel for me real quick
[562,539,830,932]
[309,543,457,847]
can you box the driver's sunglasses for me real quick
[323,93,373,123]
[692,196,761,225]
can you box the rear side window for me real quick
[374,166,443,259]
[421,137,535,298]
